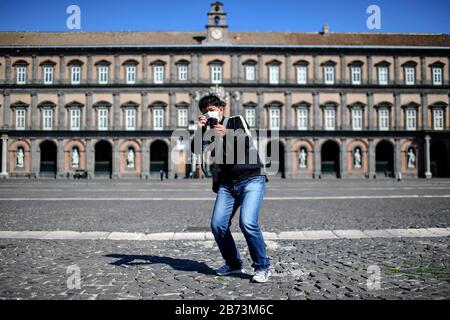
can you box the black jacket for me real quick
[194,115,268,193]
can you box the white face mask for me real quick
[204,111,219,120]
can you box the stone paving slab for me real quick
[0,237,449,300]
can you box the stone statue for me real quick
[127,148,135,168]
[299,148,307,168]
[17,148,24,168]
[407,148,416,168]
[354,148,362,169]
[72,148,79,168]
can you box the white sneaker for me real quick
[215,264,245,276]
[252,269,271,283]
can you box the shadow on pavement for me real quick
[105,254,251,279]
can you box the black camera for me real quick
[206,117,218,128]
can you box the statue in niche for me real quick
[72,148,80,168]
[354,148,362,169]
[126,148,135,168]
[16,148,25,168]
[407,148,416,168]
[299,148,307,168]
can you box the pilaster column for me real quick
[284,138,292,179]
[340,138,347,178]
[425,135,432,178]
[85,92,93,130]
[58,92,65,130]
[113,92,120,130]
[87,54,93,83]
[394,138,402,176]
[230,54,237,83]
[30,138,39,178]
[420,56,427,85]
[170,54,176,83]
[367,55,373,85]
[59,55,65,84]
[141,92,148,130]
[197,54,202,83]
[0,135,8,177]
[284,91,291,130]
[236,54,241,83]
[5,55,11,84]
[394,92,401,130]
[141,139,150,179]
[257,91,264,128]
[190,91,198,123]
[31,92,38,130]
[114,54,120,84]
[169,91,176,129]
[340,55,346,85]
[368,138,375,178]
[191,54,198,83]
[394,56,400,85]
[142,54,148,83]
[231,92,238,116]
[313,138,321,178]
[421,93,428,130]
[313,92,320,130]
[32,55,38,84]
[112,138,120,179]
[340,92,347,130]
[367,92,374,130]
[313,54,320,84]
[85,139,94,179]
[3,91,10,129]
[57,138,65,178]
[285,54,291,84]
[257,54,264,84]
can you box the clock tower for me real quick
[205,2,229,44]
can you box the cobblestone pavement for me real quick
[0,237,449,300]
[0,179,449,300]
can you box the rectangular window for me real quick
[352,108,363,131]
[126,66,136,84]
[324,66,335,84]
[269,108,280,130]
[15,109,26,130]
[379,109,390,131]
[269,66,279,84]
[297,108,308,130]
[71,66,81,84]
[43,66,53,84]
[324,109,336,130]
[98,66,108,84]
[432,68,442,85]
[406,109,417,131]
[98,108,108,130]
[16,66,27,84]
[42,109,53,130]
[211,65,222,84]
[351,67,361,85]
[178,108,188,127]
[433,109,444,130]
[405,67,415,85]
[245,66,255,81]
[178,65,188,81]
[378,67,388,85]
[70,108,81,131]
[296,66,307,84]
[153,65,164,84]
[245,108,256,128]
[125,108,136,130]
[153,108,164,130]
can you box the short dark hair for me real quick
[198,94,224,111]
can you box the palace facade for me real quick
[0,2,449,179]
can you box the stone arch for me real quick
[120,139,141,174]
[65,140,86,172]
[9,139,31,174]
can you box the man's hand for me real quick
[198,115,207,127]
[213,124,226,137]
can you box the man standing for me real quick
[194,94,271,283]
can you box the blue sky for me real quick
[0,0,449,33]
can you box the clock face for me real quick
[211,28,223,40]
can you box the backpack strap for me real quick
[222,116,229,128]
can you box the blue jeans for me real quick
[210,175,270,271]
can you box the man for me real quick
[194,94,271,283]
